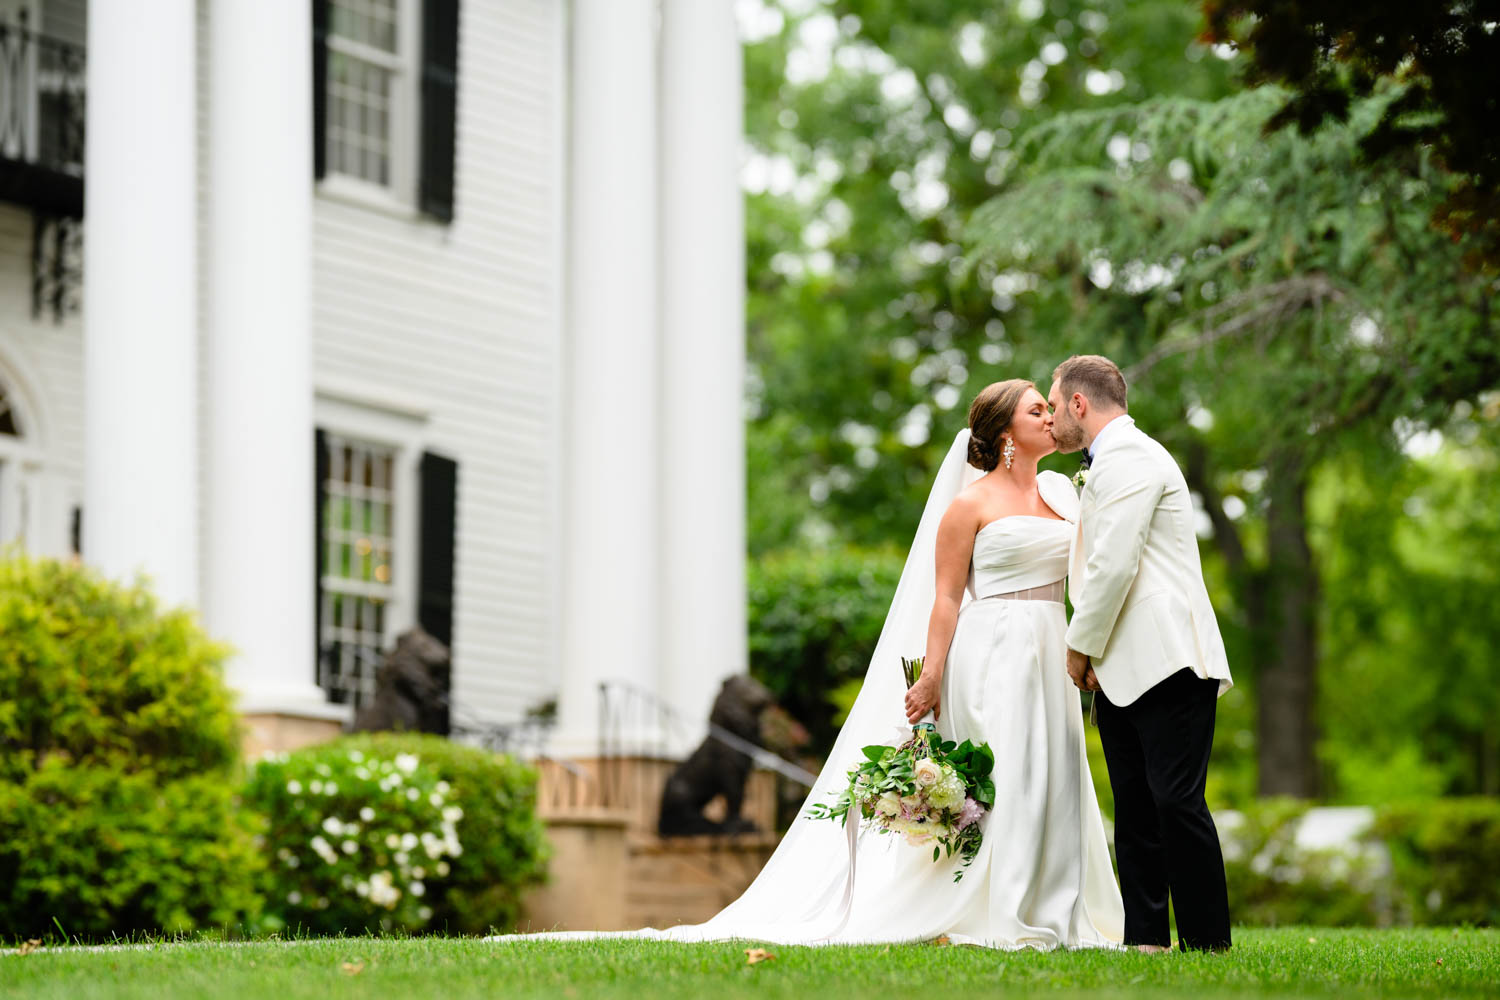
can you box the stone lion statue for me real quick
[657,674,780,837]
[351,626,451,735]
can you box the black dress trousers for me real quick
[1095,667,1231,951]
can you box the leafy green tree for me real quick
[1201,0,1500,271]
[743,0,1238,556]
[964,86,1498,795]
[1314,414,1500,801]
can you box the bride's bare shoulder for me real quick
[942,486,986,525]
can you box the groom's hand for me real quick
[1067,648,1093,691]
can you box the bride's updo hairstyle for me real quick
[966,379,1035,471]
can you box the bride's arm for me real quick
[905,500,976,722]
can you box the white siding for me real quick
[311,0,566,726]
[0,205,84,550]
[1,0,567,727]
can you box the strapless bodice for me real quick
[968,515,1072,597]
[962,470,1079,599]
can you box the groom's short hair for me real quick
[1053,355,1128,411]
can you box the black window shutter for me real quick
[312,0,330,180]
[417,450,458,647]
[314,429,330,687]
[418,0,459,222]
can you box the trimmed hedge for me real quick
[244,733,548,935]
[0,555,262,939]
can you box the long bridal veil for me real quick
[500,427,985,944]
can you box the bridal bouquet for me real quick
[806,656,996,881]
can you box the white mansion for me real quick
[0,0,747,759]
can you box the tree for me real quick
[743,0,1237,557]
[1201,1,1500,271]
[964,86,1499,795]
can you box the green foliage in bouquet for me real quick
[0,554,262,939]
[244,732,548,935]
[807,728,996,882]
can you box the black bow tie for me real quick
[1080,450,1093,469]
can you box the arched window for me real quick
[0,362,55,554]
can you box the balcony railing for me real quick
[0,18,84,216]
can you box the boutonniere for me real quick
[1072,468,1090,489]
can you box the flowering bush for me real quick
[245,733,548,935]
[0,555,261,939]
[807,728,996,881]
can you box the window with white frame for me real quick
[324,0,413,193]
[318,433,399,707]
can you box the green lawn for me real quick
[3,928,1497,999]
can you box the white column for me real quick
[658,0,747,754]
[554,0,662,756]
[204,0,326,713]
[83,1,199,608]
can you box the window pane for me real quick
[326,51,392,187]
[318,431,400,709]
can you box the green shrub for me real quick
[0,554,262,939]
[1374,797,1500,926]
[749,543,905,754]
[245,733,548,935]
[1219,799,1388,927]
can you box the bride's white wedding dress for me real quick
[494,430,1123,950]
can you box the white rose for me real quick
[914,759,942,787]
[875,792,901,816]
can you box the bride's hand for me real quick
[904,675,941,724]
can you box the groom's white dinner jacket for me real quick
[1065,415,1233,707]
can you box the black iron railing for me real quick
[0,20,84,179]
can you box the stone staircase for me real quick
[521,756,784,931]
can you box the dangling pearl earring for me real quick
[1003,437,1016,470]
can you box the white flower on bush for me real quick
[342,840,359,855]
[395,753,419,775]
[409,880,425,897]
[385,833,400,849]
[322,816,344,837]
[436,861,450,877]
[406,787,420,802]
[310,835,339,865]
[368,870,401,908]
[418,906,433,921]
[401,832,419,852]
[442,805,463,823]
[324,782,339,795]
[360,807,375,822]
[311,780,324,794]
[914,759,943,787]
[348,749,365,763]
[286,779,303,795]
[287,890,302,904]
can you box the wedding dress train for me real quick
[494,430,1124,950]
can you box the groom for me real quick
[1046,354,1233,953]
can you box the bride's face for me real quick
[1009,388,1056,460]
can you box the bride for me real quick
[498,379,1124,950]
